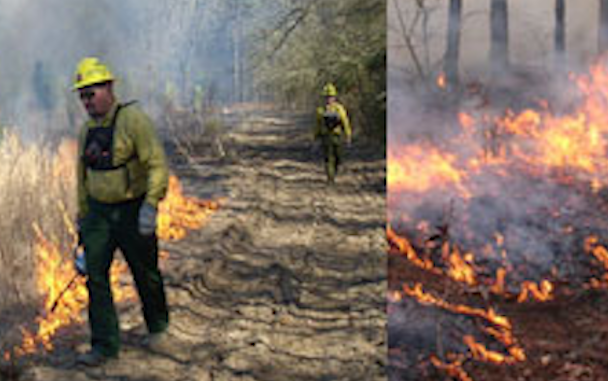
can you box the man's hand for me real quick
[138,202,158,236]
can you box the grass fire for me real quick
[0,136,219,363]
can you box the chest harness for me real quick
[323,107,342,132]
[82,101,137,171]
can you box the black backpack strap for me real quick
[83,101,138,171]
[110,100,137,128]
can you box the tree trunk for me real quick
[600,0,608,53]
[444,0,462,87]
[490,0,509,74]
[555,0,566,67]
[233,0,242,103]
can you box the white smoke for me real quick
[0,0,257,137]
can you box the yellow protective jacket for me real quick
[77,101,169,219]
[313,101,352,140]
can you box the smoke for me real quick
[389,86,608,287]
[0,0,257,136]
[388,0,608,287]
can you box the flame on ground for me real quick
[430,356,474,381]
[385,60,608,377]
[388,226,477,285]
[157,175,221,241]
[401,283,513,330]
[3,171,219,360]
[397,282,526,377]
[387,226,436,271]
[445,244,477,286]
[389,228,553,302]
[516,280,554,303]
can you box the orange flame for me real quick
[390,41,608,381]
[387,146,469,196]
[388,227,479,286]
[157,175,220,241]
[483,326,526,362]
[430,356,474,381]
[387,226,436,271]
[402,283,511,330]
[583,235,608,290]
[463,335,522,365]
[517,280,553,303]
[490,267,507,294]
[401,283,526,365]
[445,244,477,286]
[482,63,608,186]
[3,171,219,359]
[437,72,447,89]
[584,235,608,270]
[7,221,135,357]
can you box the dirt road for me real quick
[18,109,386,381]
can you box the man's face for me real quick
[78,82,113,118]
[325,95,336,105]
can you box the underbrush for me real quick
[0,130,76,349]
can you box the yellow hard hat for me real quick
[73,57,115,90]
[322,83,337,97]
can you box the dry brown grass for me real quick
[161,103,227,162]
[0,131,76,346]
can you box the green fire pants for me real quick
[80,197,169,357]
[321,134,344,183]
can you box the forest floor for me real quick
[387,79,608,381]
[388,247,608,381]
[7,107,386,381]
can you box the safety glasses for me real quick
[79,89,97,101]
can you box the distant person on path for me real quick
[313,83,352,184]
[73,57,171,366]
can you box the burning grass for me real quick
[0,131,220,363]
[388,58,608,380]
[0,132,75,326]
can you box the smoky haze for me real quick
[0,0,251,137]
[389,0,599,85]
[388,0,608,285]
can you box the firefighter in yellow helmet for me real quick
[73,57,171,365]
[313,83,352,184]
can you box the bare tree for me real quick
[490,0,509,74]
[444,0,462,87]
[233,0,242,103]
[555,0,566,67]
[600,0,608,52]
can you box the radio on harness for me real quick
[323,110,341,131]
[82,101,137,171]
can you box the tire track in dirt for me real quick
[21,109,386,381]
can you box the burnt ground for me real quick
[7,108,386,381]
[388,248,608,381]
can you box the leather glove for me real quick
[138,202,158,236]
